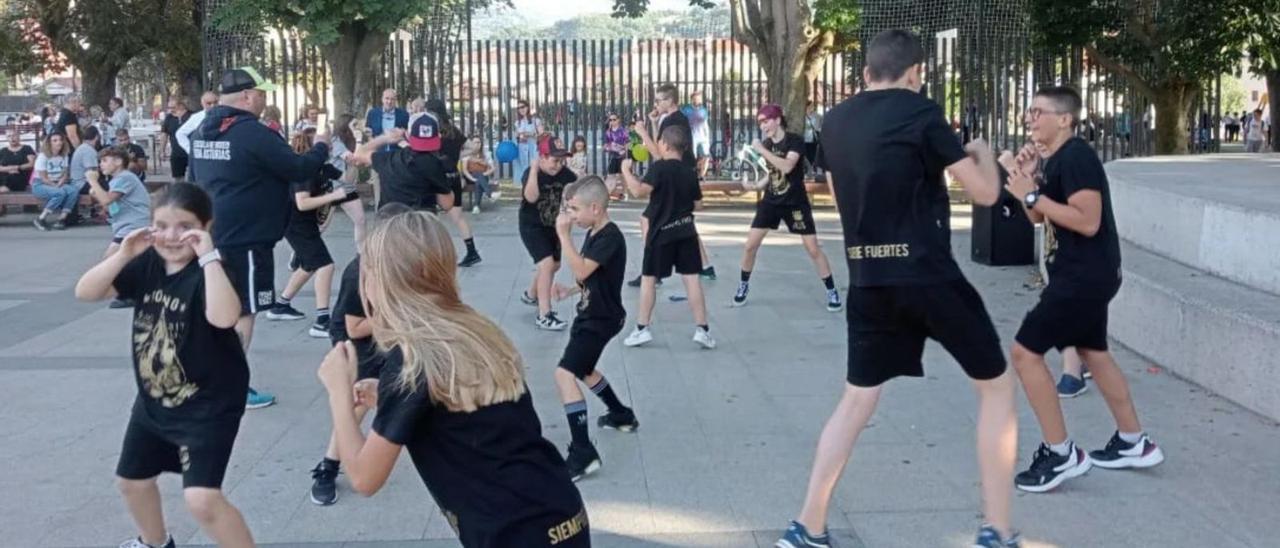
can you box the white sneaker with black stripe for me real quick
[1089,432,1165,470]
[535,311,567,331]
[1014,442,1092,493]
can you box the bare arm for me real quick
[522,164,540,203]
[556,215,601,282]
[946,140,1000,207]
[350,132,402,165]
[756,142,801,174]
[321,342,401,496]
[294,188,347,211]
[1031,190,1103,237]
[202,262,240,329]
[619,158,650,198]
[345,315,372,339]
[87,176,122,206]
[74,247,134,301]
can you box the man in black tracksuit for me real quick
[190,67,331,409]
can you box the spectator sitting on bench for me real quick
[113,128,148,183]
[0,129,36,193]
[31,133,74,230]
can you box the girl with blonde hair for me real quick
[318,210,589,547]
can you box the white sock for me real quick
[1048,440,1072,456]
[1118,431,1144,444]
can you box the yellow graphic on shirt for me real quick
[548,508,589,545]
[766,153,790,196]
[133,288,200,408]
[847,243,911,260]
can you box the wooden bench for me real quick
[0,192,98,217]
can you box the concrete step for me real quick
[1112,240,1280,421]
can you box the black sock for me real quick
[698,324,709,332]
[822,275,835,290]
[465,237,477,254]
[565,400,589,446]
[316,308,330,321]
[741,269,752,283]
[589,376,626,413]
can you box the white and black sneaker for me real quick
[119,536,175,548]
[308,317,330,338]
[1090,432,1165,470]
[535,311,567,331]
[519,291,538,306]
[732,282,749,307]
[266,303,306,321]
[825,289,842,312]
[1014,442,1092,493]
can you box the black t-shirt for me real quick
[53,107,79,139]
[373,148,450,210]
[642,159,700,245]
[519,166,578,227]
[0,144,35,188]
[123,143,148,161]
[161,112,192,159]
[438,132,466,177]
[575,222,627,328]
[657,110,697,170]
[1040,137,1122,291]
[113,249,250,428]
[761,132,808,207]
[372,349,584,542]
[820,88,968,287]
[287,169,329,234]
[330,256,381,377]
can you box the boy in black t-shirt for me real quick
[265,150,348,337]
[620,125,716,350]
[519,134,578,331]
[733,103,841,312]
[1003,86,1163,495]
[346,114,453,211]
[551,176,639,482]
[776,30,1020,548]
[75,183,256,548]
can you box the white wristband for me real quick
[198,250,222,268]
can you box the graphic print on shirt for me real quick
[133,287,200,408]
[765,155,790,197]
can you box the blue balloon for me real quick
[495,140,519,163]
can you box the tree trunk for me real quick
[326,22,391,118]
[1152,82,1196,155]
[733,0,832,133]
[81,62,123,109]
[1268,70,1280,152]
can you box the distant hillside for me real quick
[475,6,730,40]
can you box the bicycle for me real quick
[717,142,768,189]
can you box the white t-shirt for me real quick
[35,153,69,182]
[1246,115,1267,142]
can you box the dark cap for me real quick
[538,133,572,157]
[219,67,279,94]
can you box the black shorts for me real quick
[451,176,464,208]
[284,226,334,273]
[462,508,591,548]
[606,156,623,175]
[559,321,624,378]
[845,278,1006,387]
[642,236,703,278]
[519,223,561,263]
[116,414,241,489]
[170,155,189,179]
[220,244,276,316]
[1015,282,1120,354]
[751,201,817,235]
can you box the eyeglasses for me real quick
[1025,107,1067,121]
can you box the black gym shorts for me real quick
[284,227,334,273]
[641,236,702,279]
[519,223,561,263]
[460,508,591,548]
[220,244,276,316]
[116,414,242,489]
[751,201,817,235]
[845,278,1006,387]
[559,321,624,378]
[606,156,623,175]
[1015,281,1121,354]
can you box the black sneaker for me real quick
[972,524,1021,547]
[308,317,330,338]
[32,217,49,231]
[458,250,482,267]
[627,274,643,288]
[1089,432,1165,470]
[266,303,306,321]
[565,442,601,482]
[51,220,67,230]
[598,408,639,432]
[118,535,176,548]
[309,459,339,506]
[700,266,718,280]
[1014,442,1092,493]
[108,298,135,309]
[732,281,749,307]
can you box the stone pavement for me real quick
[0,198,1276,548]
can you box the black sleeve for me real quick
[289,178,311,194]
[371,350,430,445]
[923,109,967,167]
[1059,145,1108,199]
[112,252,154,301]
[692,173,703,201]
[334,260,366,319]
[642,162,662,188]
[583,230,621,266]
[786,134,805,158]
[131,145,147,159]
[256,126,330,186]
[413,154,451,195]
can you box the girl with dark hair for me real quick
[567,135,589,177]
[427,99,482,267]
[75,182,258,548]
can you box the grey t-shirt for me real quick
[70,143,99,185]
[106,170,150,238]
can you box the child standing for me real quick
[552,176,640,481]
[620,125,715,349]
[518,134,578,331]
[265,131,349,337]
[567,135,589,177]
[75,183,256,548]
[318,210,589,547]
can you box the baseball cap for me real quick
[757,103,784,120]
[219,67,279,94]
[407,112,441,152]
[537,133,571,157]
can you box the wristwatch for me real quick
[1023,190,1040,209]
[198,249,222,268]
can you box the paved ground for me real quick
[1,197,1276,548]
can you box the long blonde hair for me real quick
[362,211,525,412]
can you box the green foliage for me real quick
[1220,75,1248,114]
[812,0,861,50]
[211,0,498,44]
[478,5,730,39]
[1028,0,1244,89]
[1238,1,1280,76]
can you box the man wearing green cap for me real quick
[190,67,334,410]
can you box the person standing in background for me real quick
[161,98,192,182]
[108,97,130,145]
[803,100,824,176]
[513,100,543,186]
[175,91,221,156]
[682,90,711,179]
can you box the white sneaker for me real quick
[623,328,653,347]
[471,205,480,214]
[693,327,716,349]
[535,312,567,331]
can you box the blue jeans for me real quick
[470,173,491,208]
[515,142,536,187]
[31,179,79,212]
